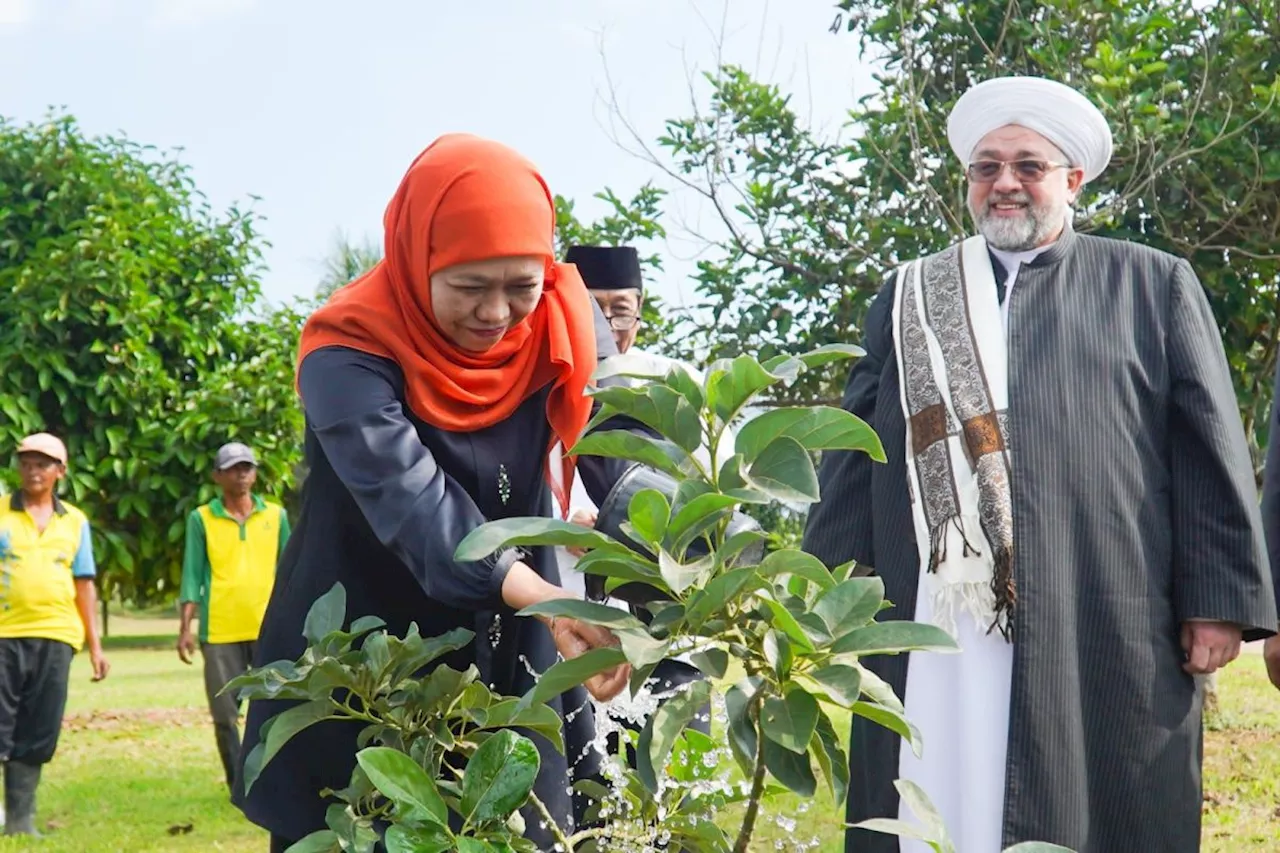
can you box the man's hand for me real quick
[1263,635,1280,690]
[177,630,197,665]
[89,644,110,682]
[549,615,630,701]
[566,508,598,559]
[1181,620,1242,675]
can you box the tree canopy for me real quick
[627,0,1279,469]
[0,113,304,604]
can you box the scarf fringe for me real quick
[929,580,1002,642]
[988,543,1016,642]
[928,516,984,574]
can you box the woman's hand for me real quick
[501,561,631,701]
[549,615,630,701]
[566,508,597,558]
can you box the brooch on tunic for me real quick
[497,464,511,506]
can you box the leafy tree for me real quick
[0,112,304,606]
[554,184,687,354]
[623,0,1280,469]
[316,230,382,301]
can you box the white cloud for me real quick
[0,0,31,27]
[150,0,256,27]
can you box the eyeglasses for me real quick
[606,314,639,331]
[966,159,1071,183]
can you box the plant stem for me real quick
[732,698,769,853]
[528,792,574,852]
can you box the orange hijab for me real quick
[297,134,598,516]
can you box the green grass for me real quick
[0,648,264,852]
[0,610,1275,851]
[739,659,1280,852]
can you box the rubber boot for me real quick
[4,760,43,836]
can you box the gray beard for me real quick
[974,198,1068,251]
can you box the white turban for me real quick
[947,76,1113,182]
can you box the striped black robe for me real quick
[804,228,1277,852]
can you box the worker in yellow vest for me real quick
[178,442,290,790]
[0,433,109,836]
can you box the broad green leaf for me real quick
[667,728,722,785]
[853,701,923,757]
[479,700,566,754]
[758,549,835,592]
[763,630,794,681]
[387,627,475,685]
[684,567,766,629]
[807,664,863,707]
[355,747,448,827]
[283,830,340,853]
[895,779,953,849]
[324,802,379,853]
[455,518,625,562]
[415,664,478,711]
[761,684,819,754]
[629,660,661,698]
[709,355,781,424]
[522,602,666,669]
[688,647,729,679]
[664,363,706,411]
[658,549,712,595]
[852,818,941,848]
[760,354,807,383]
[575,550,667,592]
[793,343,865,368]
[724,682,759,778]
[618,629,670,670]
[762,735,817,797]
[666,493,740,547]
[651,385,705,453]
[361,632,392,677]
[568,430,689,479]
[813,709,849,802]
[243,699,333,794]
[520,647,627,708]
[757,595,816,652]
[517,599,648,633]
[830,621,959,656]
[590,384,704,453]
[461,730,541,826]
[456,838,497,853]
[303,583,346,644]
[735,405,885,463]
[645,600,685,635]
[745,436,820,503]
[716,453,771,503]
[636,679,713,792]
[719,528,768,567]
[856,664,905,714]
[383,825,455,853]
[813,577,886,639]
[628,489,670,545]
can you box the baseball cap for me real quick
[17,433,68,465]
[214,442,257,471]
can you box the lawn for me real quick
[0,613,1275,852]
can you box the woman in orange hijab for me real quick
[237,135,633,851]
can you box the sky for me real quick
[0,0,876,310]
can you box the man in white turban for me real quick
[805,75,1274,853]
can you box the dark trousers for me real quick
[0,638,74,765]
[202,640,256,788]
